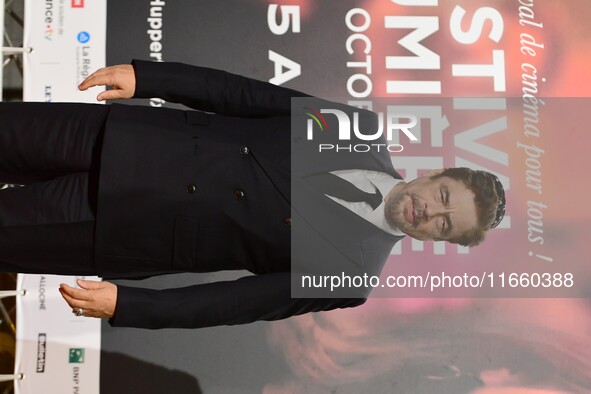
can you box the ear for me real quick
[408,233,429,241]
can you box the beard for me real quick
[384,191,422,232]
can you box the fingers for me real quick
[76,279,104,290]
[58,281,116,319]
[78,67,112,91]
[78,64,135,101]
[60,283,93,300]
[79,70,112,102]
[96,89,125,102]
[59,285,88,309]
[79,64,124,89]
[59,283,100,318]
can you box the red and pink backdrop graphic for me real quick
[104,1,591,392]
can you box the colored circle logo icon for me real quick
[77,31,91,44]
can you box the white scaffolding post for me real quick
[1,0,6,100]
[2,46,27,55]
[0,289,26,299]
[0,288,25,393]
[2,0,31,101]
[0,373,24,383]
[0,288,25,331]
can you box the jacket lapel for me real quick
[291,177,400,268]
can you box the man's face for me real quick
[385,171,479,242]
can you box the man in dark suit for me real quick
[0,60,505,329]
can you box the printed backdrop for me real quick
[12,1,591,393]
[106,0,591,297]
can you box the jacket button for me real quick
[234,190,245,200]
[186,184,197,194]
[240,146,250,155]
[283,217,292,227]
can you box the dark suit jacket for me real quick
[96,60,403,329]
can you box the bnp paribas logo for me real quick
[304,106,418,153]
[69,348,85,363]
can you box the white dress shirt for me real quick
[326,170,405,237]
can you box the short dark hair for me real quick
[431,168,502,247]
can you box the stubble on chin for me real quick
[384,191,407,230]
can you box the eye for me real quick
[439,217,445,233]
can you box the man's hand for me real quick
[59,280,118,319]
[78,64,136,101]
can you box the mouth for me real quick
[406,198,415,224]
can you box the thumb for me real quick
[77,279,103,290]
[97,89,124,101]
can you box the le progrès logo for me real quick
[304,106,418,153]
[77,31,91,44]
